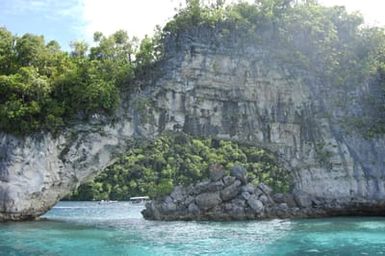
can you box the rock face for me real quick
[1,26,385,221]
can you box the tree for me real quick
[89,30,136,84]
[0,28,133,134]
[14,33,46,68]
[70,41,88,57]
[0,27,15,75]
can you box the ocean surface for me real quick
[1,202,385,255]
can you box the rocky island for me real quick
[143,164,385,221]
[142,165,290,220]
[1,0,385,221]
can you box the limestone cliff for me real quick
[1,27,385,221]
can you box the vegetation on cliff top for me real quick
[1,0,384,135]
[69,133,290,200]
[0,29,161,134]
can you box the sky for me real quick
[1,0,385,51]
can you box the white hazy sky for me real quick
[1,0,385,50]
[83,0,385,40]
[320,0,385,26]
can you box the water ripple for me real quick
[1,202,385,256]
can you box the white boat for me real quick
[129,196,150,204]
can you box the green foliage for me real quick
[164,0,226,33]
[134,32,164,77]
[135,36,157,71]
[0,66,52,132]
[0,25,170,135]
[0,28,139,135]
[69,133,291,200]
[0,27,15,74]
[89,30,136,84]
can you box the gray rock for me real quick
[194,180,211,194]
[272,193,297,207]
[164,196,173,204]
[259,195,269,204]
[247,195,264,213]
[206,180,225,192]
[270,203,291,218]
[222,176,236,186]
[241,184,255,194]
[285,194,297,208]
[241,192,251,200]
[161,201,177,213]
[188,203,200,214]
[170,186,185,203]
[184,196,195,206]
[231,198,246,207]
[257,183,273,195]
[141,202,161,220]
[195,192,222,210]
[224,203,233,211]
[220,180,241,201]
[230,165,247,184]
[254,188,264,197]
[186,184,195,195]
[272,193,286,204]
[229,205,245,216]
[293,190,313,208]
[311,197,323,207]
[278,203,289,210]
[209,164,225,182]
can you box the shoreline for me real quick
[142,166,385,221]
[142,200,385,221]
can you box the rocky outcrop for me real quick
[142,166,385,221]
[142,166,257,220]
[141,165,309,220]
[1,26,385,221]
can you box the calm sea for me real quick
[1,201,385,255]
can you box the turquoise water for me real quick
[1,202,385,255]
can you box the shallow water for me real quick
[1,202,385,255]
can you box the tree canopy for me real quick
[0,29,159,135]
